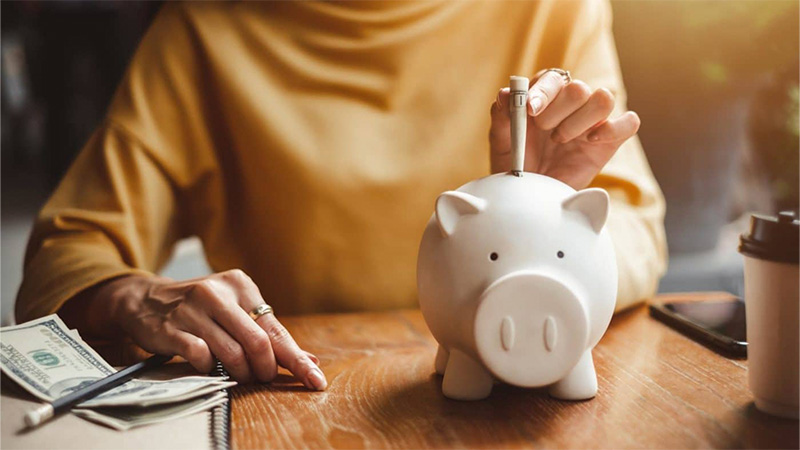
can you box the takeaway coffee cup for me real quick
[739,211,799,419]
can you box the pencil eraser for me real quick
[510,76,529,92]
[24,404,53,428]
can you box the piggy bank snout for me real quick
[474,272,590,388]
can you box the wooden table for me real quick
[231,293,799,449]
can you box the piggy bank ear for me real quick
[561,188,609,234]
[435,191,487,237]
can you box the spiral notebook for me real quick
[209,361,232,450]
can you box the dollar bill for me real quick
[68,328,83,341]
[73,392,228,431]
[82,377,236,408]
[1,314,234,427]
[0,314,116,402]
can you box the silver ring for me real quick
[249,303,273,321]
[536,68,571,85]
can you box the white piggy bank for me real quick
[417,172,617,401]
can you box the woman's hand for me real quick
[61,270,327,389]
[489,70,641,190]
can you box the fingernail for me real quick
[308,368,327,391]
[529,96,543,116]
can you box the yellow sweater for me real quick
[16,1,666,322]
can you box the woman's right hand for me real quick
[61,269,327,389]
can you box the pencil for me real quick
[24,354,173,428]
[509,75,529,176]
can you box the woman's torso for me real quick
[151,1,574,314]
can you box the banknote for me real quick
[73,392,228,431]
[82,377,236,407]
[1,314,234,428]
[0,315,116,401]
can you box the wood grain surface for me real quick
[231,293,799,449]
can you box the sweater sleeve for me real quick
[15,123,184,322]
[15,4,219,323]
[557,0,669,311]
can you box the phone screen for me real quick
[663,298,747,343]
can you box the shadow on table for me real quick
[730,402,800,449]
[368,372,598,447]
[256,373,312,393]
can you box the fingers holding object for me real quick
[528,70,569,116]
[494,87,511,112]
[533,81,593,132]
[587,111,641,143]
[551,88,616,143]
[489,88,513,174]
[489,88,512,151]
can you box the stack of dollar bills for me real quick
[0,315,235,430]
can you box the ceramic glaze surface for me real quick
[417,172,617,400]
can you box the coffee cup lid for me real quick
[739,211,799,264]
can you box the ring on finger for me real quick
[248,303,274,321]
[535,68,572,85]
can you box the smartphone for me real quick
[649,295,747,358]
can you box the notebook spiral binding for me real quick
[209,360,231,450]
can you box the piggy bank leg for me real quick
[548,350,598,401]
[434,345,449,376]
[442,349,493,400]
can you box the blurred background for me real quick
[2,1,798,324]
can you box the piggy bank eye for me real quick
[489,252,499,261]
[557,251,565,259]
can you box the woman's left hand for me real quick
[489,70,641,190]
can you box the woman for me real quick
[16,1,666,390]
